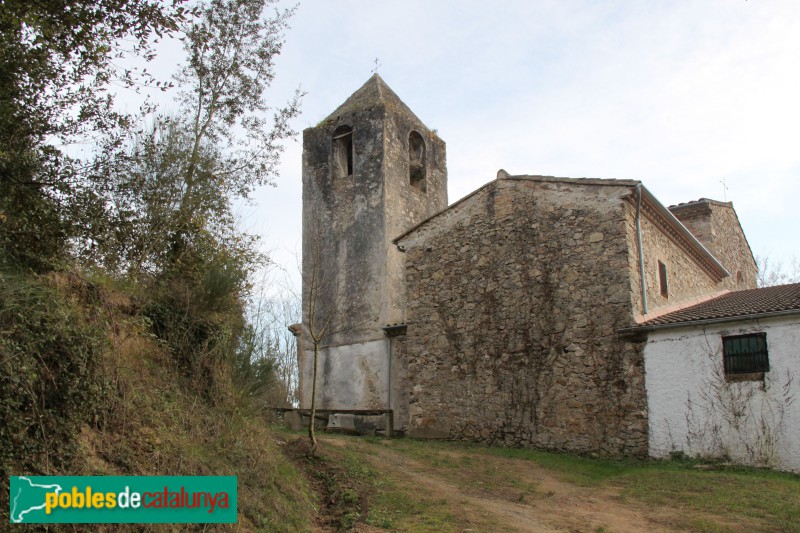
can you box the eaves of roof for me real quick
[636,187,729,282]
[619,283,800,333]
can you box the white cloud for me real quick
[135,0,800,277]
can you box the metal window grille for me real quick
[722,333,769,374]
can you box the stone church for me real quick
[294,74,760,457]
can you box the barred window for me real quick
[722,333,769,375]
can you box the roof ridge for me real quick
[320,74,425,126]
[498,173,641,187]
[669,198,733,209]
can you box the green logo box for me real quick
[9,476,237,524]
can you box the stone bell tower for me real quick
[299,74,447,410]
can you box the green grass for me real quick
[355,437,800,532]
[487,446,636,485]
[488,446,800,530]
[367,488,457,532]
[622,466,800,531]
[329,439,458,532]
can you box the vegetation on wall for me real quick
[414,185,644,454]
[682,334,796,467]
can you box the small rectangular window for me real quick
[658,260,668,298]
[409,131,427,192]
[332,126,353,178]
[723,333,769,375]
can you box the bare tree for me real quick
[303,228,331,454]
[756,255,800,287]
[253,290,301,406]
[300,214,375,455]
[273,295,302,406]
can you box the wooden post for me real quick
[384,410,394,437]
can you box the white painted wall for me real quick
[299,339,390,409]
[644,315,800,473]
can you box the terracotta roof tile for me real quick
[641,283,800,327]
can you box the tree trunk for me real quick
[308,340,319,455]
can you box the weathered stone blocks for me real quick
[396,177,651,456]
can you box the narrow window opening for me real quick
[408,131,426,192]
[658,260,668,298]
[723,333,768,376]
[332,125,353,178]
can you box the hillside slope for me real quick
[0,271,315,531]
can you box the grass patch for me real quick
[355,437,800,532]
[367,486,457,532]
[622,465,800,532]
[489,447,800,530]
[282,437,372,531]
[360,438,540,497]
[291,436,461,531]
[487,446,634,486]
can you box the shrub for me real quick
[0,271,108,474]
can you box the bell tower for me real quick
[299,74,447,410]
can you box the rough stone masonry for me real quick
[296,75,756,457]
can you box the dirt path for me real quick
[326,437,688,533]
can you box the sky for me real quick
[132,0,800,289]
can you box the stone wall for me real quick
[669,199,757,290]
[397,177,649,455]
[625,201,720,317]
[383,111,448,326]
[302,106,388,350]
[299,340,389,409]
[298,75,447,410]
[387,329,410,433]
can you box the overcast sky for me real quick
[138,0,800,288]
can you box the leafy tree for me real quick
[92,118,244,276]
[175,0,301,206]
[90,0,303,403]
[0,0,301,483]
[95,0,302,277]
[0,0,191,271]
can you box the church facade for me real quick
[294,75,762,457]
